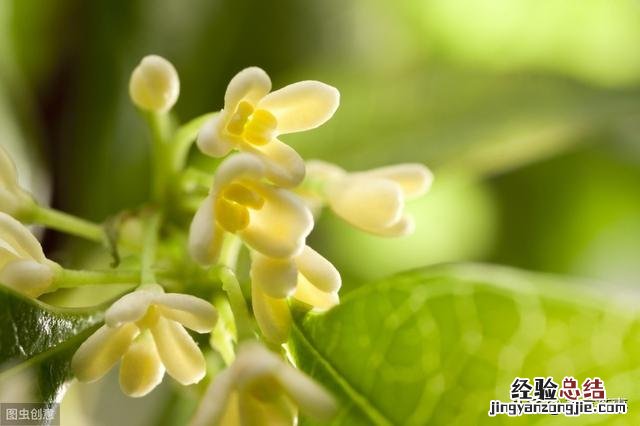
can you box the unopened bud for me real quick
[129,55,180,112]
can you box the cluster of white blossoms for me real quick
[71,284,217,397]
[184,64,431,424]
[0,55,432,424]
[188,66,432,345]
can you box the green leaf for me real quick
[0,286,104,403]
[290,264,640,425]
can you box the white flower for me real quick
[0,146,33,217]
[189,153,313,265]
[71,285,217,397]
[197,67,340,187]
[251,246,341,344]
[304,161,433,236]
[0,212,58,297]
[190,342,336,426]
[129,55,180,113]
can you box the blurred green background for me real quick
[1,0,639,424]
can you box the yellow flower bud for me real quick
[129,55,180,113]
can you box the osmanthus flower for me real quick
[189,153,313,266]
[301,160,433,237]
[0,212,59,297]
[250,246,341,344]
[129,55,180,113]
[196,67,340,187]
[0,146,33,217]
[71,284,217,397]
[190,342,336,426]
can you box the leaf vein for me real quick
[292,323,394,426]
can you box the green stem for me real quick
[141,212,163,285]
[217,266,254,341]
[144,111,172,203]
[24,205,104,243]
[210,295,236,365]
[169,112,217,173]
[180,168,213,195]
[53,268,139,289]
[179,197,206,214]
[215,234,255,341]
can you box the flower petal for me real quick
[372,214,415,237]
[0,259,54,297]
[251,284,292,344]
[71,323,139,383]
[0,146,19,188]
[240,185,313,259]
[243,138,305,187]
[224,67,272,111]
[305,160,345,182]
[196,113,236,158]
[295,246,341,293]
[326,176,403,233]
[0,212,47,262]
[190,369,238,426]
[155,293,217,333]
[274,363,337,421]
[363,163,433,199]
[238,391,296,426]
[150,317,206,385]
[105,286,163,328]
[257,81,339,134]
[0,189,21,216]
[293,275,339,311]
[119,331,165,397]
[250,252,297,299]
[232,342,280,381]
[212,153,266,194]
[188,195,226,266]
[0,246,18,269]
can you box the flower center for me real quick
[136,305,160,330]
[226,101,277,146]
[215,183,265,232]
[245,377,281,402]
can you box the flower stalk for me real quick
[217,267,254,342]
[23,204,105,243]
[170,112,218,174]
[141,211,163,285]
[144,111,173,203]
[53,269,140,289]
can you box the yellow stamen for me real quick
[243,109,277,146]
[227,101,254,135]
[216,198,250,232]
[223,183,265,209]
[136,305,160,330]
